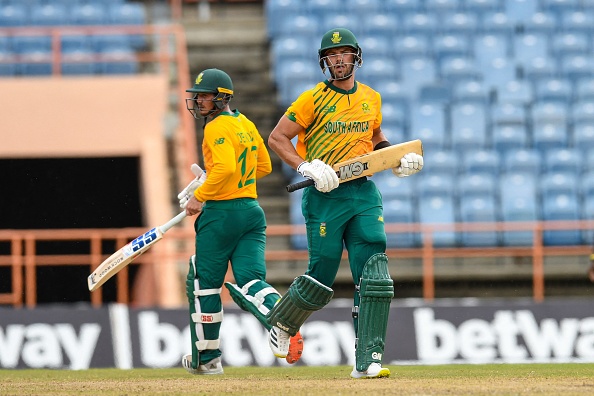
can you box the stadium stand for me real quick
[265,0,593,249]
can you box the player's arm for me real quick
[268,115,304,170]
[372,127,391,150]
[256,134,272,179]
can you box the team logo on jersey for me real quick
[319,222,327,237]
[378,215,384,223]
[362,102,370,113]
[214,138,225,145]
[195,73,203,85]
[331,32,342,44]
[322,105,336,113]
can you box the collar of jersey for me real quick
[212,109,240,120]
[324,80,358,95]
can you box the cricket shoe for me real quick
[350,363,390,379]
[286,331,304,364]
[269,325,290,358]
[182,355,223,375]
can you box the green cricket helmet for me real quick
[186,68,234,117]
[318,28,363,79]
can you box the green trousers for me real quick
[301,178,387,287]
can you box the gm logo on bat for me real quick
[338,161,368,181]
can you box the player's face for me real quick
[323,46,356,80]
[186,92,217,119]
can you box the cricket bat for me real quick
[87,211,187,291]
[286,139,423,192]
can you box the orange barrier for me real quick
[0,220,592,308]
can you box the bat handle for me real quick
[160,211,187,232]
[286,178,314,192]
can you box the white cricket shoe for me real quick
[182,354,223,375]
[350,363,391,379]
[269,326,290,358]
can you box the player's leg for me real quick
[344,181,393,378]
[265,188,345,358]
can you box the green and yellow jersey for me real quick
[286,80,382,166]
[194,110,272,202]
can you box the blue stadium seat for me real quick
[492,124,529,153]
[410,102,447,150]
[513,33,549,68]
[275,58,318,106]
[452,80,490,105]
[474,33,510,67]
[466,0,502,15]
[98,48,138,74]
[523,11,558,33]
[384,0,422,14]
[271,36,312,60]
[12,35,51,54]
[380,102,407,129]
[433,34,471,61]
[539,171,579,200]
[426,0,461,13]
[393,34,430,58]
[457,171,497,199]
[481,11,515,36]
[499,172,539,246]
[356,35,390,58]
[534,77,573,104]
[504,0,538,25]
[450,103,488,149]
[375,172,414,201]
[573,122,594,152]
[346,0,383,13]
[383,197,420,248]
[70,3,107,25]
[0,4,27,27]
[533,123,568,151]
[575,78,594,101]
[531,101,568,130]
[31,3,67,26]
[357,56,399,86]
[541,193,582,245]
[265,0,302,37]
[522,56,558,82]
[500,196,538,245]
[462,149,500,175]
[282,14,320,37]
[419,83,452,106]
[441,11,479,34]
[559,9,594,33]
[581,170,594,200]
[502,148,542,174]
[459,195,500,247]
[571,100,594,124]
[305,0,342,14]
[482,57,517,91]
[91,33,131,52]
[440,56,481,83]
[61,33,92,52]
[61,48,96,75]
[420,149,458,176]
[491,102,526,126]
[551,32,590,57]
[108,2,146,25]
[403,12,438,35]
[418,195,458,247]
[320,14,362,36]
[497,80,533,104]
[584,150,594,173]
[581,194,594,243]
[560,54,594,82]
[544,147,582,174]
[0,48,16,76]
[416,173,455,199]
[361,12,400,36]
[399,56,437,100]
[20,50,53,75]
[376,79,410,107]
[541,0,581,13]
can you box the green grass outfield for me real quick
[2,364,594,395]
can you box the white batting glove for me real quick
[297,159,339,193]
[392,153,424,178]
[178,164,206,209]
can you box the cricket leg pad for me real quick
[354,253,394,372]
[266,275,333,336]
[224,280,280,330]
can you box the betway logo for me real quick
[414,308,594,363]
[338,161,368,181]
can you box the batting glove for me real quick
[178,164,206,209]
[393,153,424,178]
[297,159,339,193]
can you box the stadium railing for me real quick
[1,219,593,308]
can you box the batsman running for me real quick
[266,28,424,378]
[180,68,303,375]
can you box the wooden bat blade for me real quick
[88,228,164,291]
[286,139,423,192]
[87,211,186,292]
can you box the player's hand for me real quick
[297,159,339,193]
[393,153,424,178]
[178,164,206,209]
[185,195,204,217]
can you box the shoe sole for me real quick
[350,368,391,379]
[286,332,304,364]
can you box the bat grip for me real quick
[286,178,314,192]
[160,211,187,232]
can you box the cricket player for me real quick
[180,68,303,375]
[266,28,424,378]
